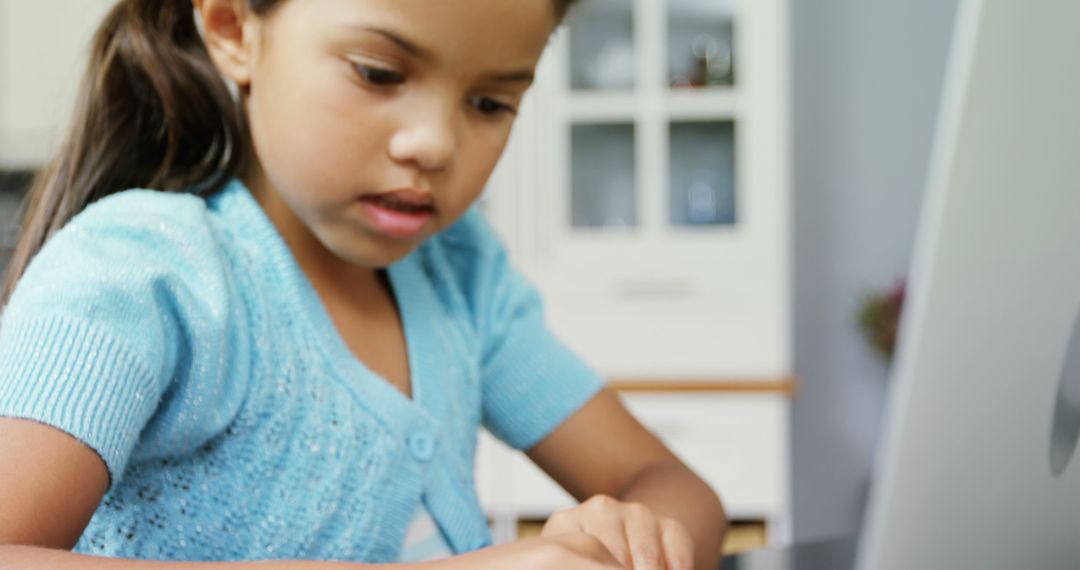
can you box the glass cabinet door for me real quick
[571,124,637,229]
[490,0,790,384]
[668,0,737,89]
[567,0,636,92]
[560,0,744,236]
[669,121,736,226]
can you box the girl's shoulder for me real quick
[42,187,226,271]
[423,206,541,334]
[8,187,229,321]
[69,188,214,234]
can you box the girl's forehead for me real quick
[282,0,558,61]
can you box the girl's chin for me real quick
[329,238,419,270]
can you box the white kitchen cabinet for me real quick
[0,0,116,168]
[478,0,793,546]
[485,0,792,380]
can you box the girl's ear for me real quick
[194,0,259,87]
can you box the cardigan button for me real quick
[407,432,435,462]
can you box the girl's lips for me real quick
[359,198,434,239]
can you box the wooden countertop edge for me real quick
[608,376,798,397]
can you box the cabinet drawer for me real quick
[621,392,789,517]
[476,392,790,520]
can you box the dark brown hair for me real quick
[1,0,578,306]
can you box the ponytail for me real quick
[0,0,246,306]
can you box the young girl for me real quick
[0,0,726,568]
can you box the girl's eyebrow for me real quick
[353,25,535,85]
[355,25,432,61]
[485,70,535,84]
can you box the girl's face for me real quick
[238,0,558,269]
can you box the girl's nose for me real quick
[387,102,458,173]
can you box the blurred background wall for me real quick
[790,0,959,541]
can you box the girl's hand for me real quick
[540,495,695,570]
[430,531,624,569]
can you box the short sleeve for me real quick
[0,190,229,487]
[438,208,605,451]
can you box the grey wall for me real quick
[790,0,959,541]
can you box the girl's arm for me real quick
[525,388,728,570]
[0,546,364,569]
[0,419,622,570]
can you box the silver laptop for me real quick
[723,1,1079,567]
[854,0,1080,568]
[725,0,1080,567]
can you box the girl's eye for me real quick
[353,64,404,86]
[470,96,516,117]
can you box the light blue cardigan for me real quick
[0,179,603,562]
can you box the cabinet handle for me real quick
[614,278,694,300]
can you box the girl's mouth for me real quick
[358,191,436,239]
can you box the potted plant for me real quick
[857,279,907,363]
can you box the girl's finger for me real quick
[582,514,633,568]
[623,503,665,570]
[576,495,633,567]
[541,507,582,537]
[659,518,695,570]
[560,531,626,566]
